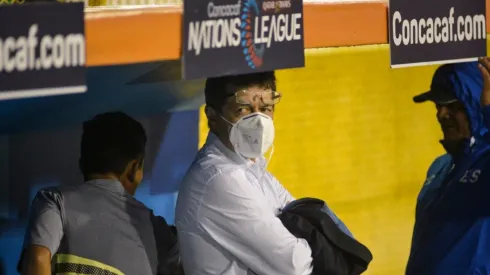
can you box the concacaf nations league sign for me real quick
[182,0,305,80]
[389,0,486,68]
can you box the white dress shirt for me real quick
[175,132,313,275]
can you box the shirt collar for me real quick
[205,132,267,169]
[85,178,129,196]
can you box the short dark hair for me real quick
[80,112,147,179]
[204,71,277,111]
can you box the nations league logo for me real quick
[183,0,304,80]
[240,0,265,69]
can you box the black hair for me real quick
[79,111,147,180]
[204,71,277,112]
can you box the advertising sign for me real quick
[0,3,86,100]
[183,0,305,80]
[389,0,486,68]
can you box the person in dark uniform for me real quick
[19,112,182,275]
[406,60,490,274]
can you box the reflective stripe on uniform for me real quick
[54,254,124,275]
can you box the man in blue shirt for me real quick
[406,59,490,275]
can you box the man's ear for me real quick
[205,105,218,127]
[138,158,145,169]
[128,160,139,183]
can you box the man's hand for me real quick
[478,57,490,107]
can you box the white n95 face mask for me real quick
[225,112,275,159]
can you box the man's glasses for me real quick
[235,90,282,106]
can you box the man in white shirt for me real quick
[175,72,314,275]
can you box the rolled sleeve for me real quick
[199,169,313,275]
[23,188,64,257]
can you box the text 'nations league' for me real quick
[187,0,302,56]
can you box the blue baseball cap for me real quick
[413,64,459,104]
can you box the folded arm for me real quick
[199,169,313,275]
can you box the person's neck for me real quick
[85,173,117,182]
[121,183,136,196]
[440,138,470,159]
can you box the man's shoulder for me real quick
[35,184,96,204]
[184,148,244,185]
[179,154,250,205]
[37,184,87,196]
[33,186,65,203]
[427,154,453,173]
[183,162,245,193]
[421,154,452,186]
[422,153,452,181]
[416,154,452,205]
